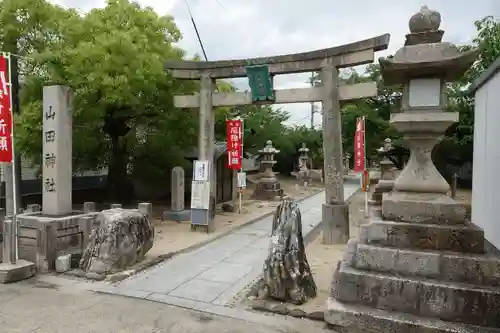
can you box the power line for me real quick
[183,0,208,61]
[212,0,227,11]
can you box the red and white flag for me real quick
[0,55,13,163]
[226,119,243,169]
[353,117,365,173]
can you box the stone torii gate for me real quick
[165,34,390,241]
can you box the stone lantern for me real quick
[342,153,351,173]
[298,143,309,170]
[369,138,395,205]
[297,143,310,187]
[252,140,283,200]
[378,5,476,223]
[325,7,500,333]
[378,138,394,181]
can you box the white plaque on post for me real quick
[42,86,73,216]
[191,160,211,226]
[193,160,209,181]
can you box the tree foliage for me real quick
[15,0,199,201]
[436,16,500,183]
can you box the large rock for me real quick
[79,208,154,275]
[260,198,317,305]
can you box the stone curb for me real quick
[248,300,325,322]
[102,189,326,283]
[243,185,362,321]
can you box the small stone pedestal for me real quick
[326,6,499,333]
[0,260,36,283]
[0,216,36,283]
[252,140,283,200]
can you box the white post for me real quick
[238,189,242,214]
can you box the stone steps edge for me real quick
[325,298,500,333]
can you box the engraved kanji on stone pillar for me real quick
[42,86,73,216]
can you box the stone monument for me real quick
[259,197,317,304]
[79,208,154,279]
[16,86,99,272]
[325,6,500,333]
[369,138,396,205]
[162,166,190,222]
[252,140,283,200]
[42,86,72,215]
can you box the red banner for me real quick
[353,117,365,173]
[0,56,12,163]
[226,119,243,169]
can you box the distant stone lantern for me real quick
[252,140,283,200]
[378,138,394,181]
[343,153,351,173]
[298,143,309,170]
[378,5,476,222]
[370,138,396,205]
[297,143,310,187]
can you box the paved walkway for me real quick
[93,185,358,314]
[0,278,330,333]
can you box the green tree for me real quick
[445,16,500,154]
[17,0,197,201]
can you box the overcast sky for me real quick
[48,0,499,127]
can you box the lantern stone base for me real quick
[381,191,466,224]
[369,180,394,206]
[252,181,283,200]
[326,298,500,333]
[0,260,36,283]
[326,230,500,332]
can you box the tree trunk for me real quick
[261,198,317,305]
[103,109,133,204]
[108,135,131,204]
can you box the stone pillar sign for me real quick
[42,86,73,216]
[163,166,190,222]
[171,166,184,211]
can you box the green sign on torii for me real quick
[245,64,275,102]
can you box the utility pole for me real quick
[309,72,316,129]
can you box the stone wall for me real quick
[17,212,97,271]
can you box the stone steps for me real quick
[352,243,500,287]
[325,298,500,333]
[358,220,484,254]
[331,265,500,327]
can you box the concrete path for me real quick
[93,185,359,315]
[0,278,330,333]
